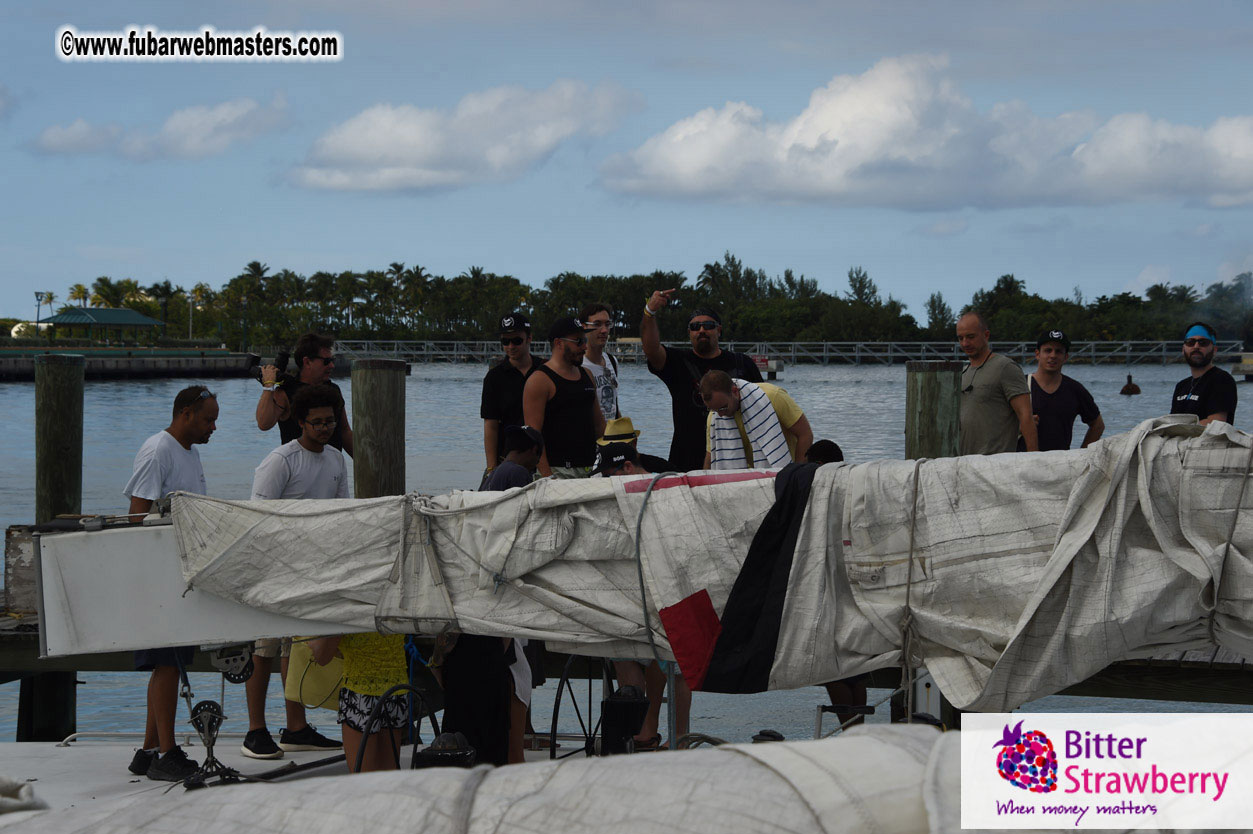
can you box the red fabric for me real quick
[623,471,776,494]
[658,589,722,691]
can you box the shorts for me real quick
[337,688,408,733]
[550,466,593,479]
[133,646,195,671]
[253,637,292,659]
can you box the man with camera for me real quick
[255,332,353,456]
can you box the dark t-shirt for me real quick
[1029,375,1100,452]
[480,355,541,462]
[483,460,533,491]
[1171,366,1238,425]
[649,347,763,472]
[277,377,347,451]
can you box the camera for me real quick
[250,350,290,384]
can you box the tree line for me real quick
[23,254,1253,348]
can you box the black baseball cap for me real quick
[547,317,585,341]
[594,442,638,475]
[499,312,531,335]
[1036,329,1071,350]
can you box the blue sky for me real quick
[2,1,1252,323]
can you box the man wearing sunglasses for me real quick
[641,289,762,471]
[523,317,606,477]
[244,383,348,761]
[580,302,620,422]
[257,332,353,457]
[481,312,543,481]
[1171,322,1236,426]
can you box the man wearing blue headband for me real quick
[1170,322,1236,426]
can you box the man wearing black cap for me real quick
[1171,321,1237,426]
[523,317,606,477]
[1026,330,1104,452]
[483,425,544,490]
[481,312,543,483]
[641,288,763,471]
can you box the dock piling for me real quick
[351,359,407,498]
[20,354,84,742]
[902,361,963,728]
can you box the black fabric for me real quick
[480,354,542,461]
[536,364,598,467]
[439,634,512,767]
[639,453,674,473]
[1027,375,1100,452]
[277,377,346,451]
[133,646,194,671]
[483,461,533,490]
[702,462,819,694]
[1171,366,1238,425]
[648,348,763,472]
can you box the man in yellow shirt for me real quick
[699,370,812,469]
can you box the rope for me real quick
[633,472,680,668]
[899,458,926,723]
[1211,438,1253,643]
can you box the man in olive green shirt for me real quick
[956,311,1038,455]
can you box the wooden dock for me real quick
[0,348,259,381]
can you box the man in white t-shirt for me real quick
[241,384,348,760]
[122,385,218,782]
[580,302,620,423]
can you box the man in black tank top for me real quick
[523,317,607,477]
[256,333,353,455]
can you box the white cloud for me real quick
[1126,264,1171,295]
[34,95,287,160]
[293,80,641,191]
[601,54,1253,210]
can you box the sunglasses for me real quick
[198,389,216,400]
[1184,338,1213,348]
[500,336,526,346]
[688,321,718,332]
[305,419,338,429]
[314,355,335,365]
[559,336,588,346]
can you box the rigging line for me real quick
[634,472,681,668]
[900,458,926,723]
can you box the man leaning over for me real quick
[699,370,813,469]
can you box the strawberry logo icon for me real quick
[994,720,1058,793]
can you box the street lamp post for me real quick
[34,291,45,336]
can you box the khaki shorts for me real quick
[253,637,293,659]
[550,466,593,479]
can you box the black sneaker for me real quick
[241,728,284,760]
[146,746,200,782]
[128,748,157,776]
[279,725,342,752]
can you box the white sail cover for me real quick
[1,727,965,833]
[170,416,1253,711]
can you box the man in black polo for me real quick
[1171,322,1237,426]
[1026,330,1105,452]
[481,312,542,483]
[641,289,762,471]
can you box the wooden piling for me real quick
[351,359,407,498]
[901,361,964,728]
[904,361,963,459]
[21,354,84,742]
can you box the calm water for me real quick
[1,361,1245,742]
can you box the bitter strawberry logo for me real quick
[994,720,1058,793]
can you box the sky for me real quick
[2,1,1252,323]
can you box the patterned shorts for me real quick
[337,688,408,733]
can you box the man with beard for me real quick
[641,289,762,471]
[523,317,606,478]
[257,333,353,456]
[481,312,542,482]
[1023,330,1104,452]
[1171,322,1237,425]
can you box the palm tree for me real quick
[68,283,89,307]
[90,276,123,308]
[43,291,56,311]
[146,280,177,324]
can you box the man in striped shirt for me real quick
[699,370,813,469]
